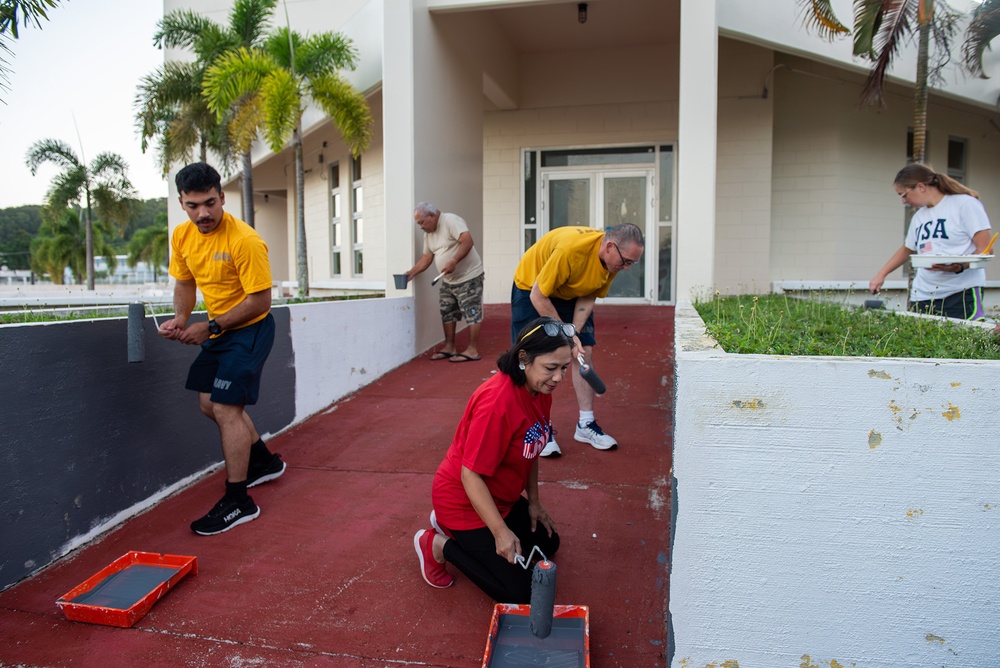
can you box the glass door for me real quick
[602,172,651,301]
[545,172,593,229]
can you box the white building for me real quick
[163,0,1000,351]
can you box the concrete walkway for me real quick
[0,304,674,667]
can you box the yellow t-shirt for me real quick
[168,211,272,328]
[513,227,613,300]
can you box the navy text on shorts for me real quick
[185,313,275,405]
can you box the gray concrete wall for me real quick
[0,296,416,592]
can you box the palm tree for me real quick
[796,0,1000,165]
[25,139,136,290]
[30,208,117,285]
[126,215,169,282]
[0,0,61,99]
[204,28,372,296]
[138,0,278,227]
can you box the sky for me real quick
[0,0,168,209]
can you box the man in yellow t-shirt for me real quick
[159,162,283,536]
[511,224,644,457]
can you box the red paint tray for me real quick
[56,551,198,628]
[481,603,590,667]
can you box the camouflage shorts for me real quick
[439,273,484,325]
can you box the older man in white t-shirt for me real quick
[406,202,486,363]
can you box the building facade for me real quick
[163,0,1000,349]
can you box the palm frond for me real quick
[229,0,277,48]
[309,73,373,155]
[0,0,60,38]
[154,9,217,50]
[259,67,300,152]
[25,138,80,174]
[859,1,913,106]
[852,0,897,59]
[263,26,297,70]
[44,166,86,211]
[203,47,275,117]
[796,0,849,40]
[963,0,1000,78]
[298,32,358,74]
[226,94,264,154]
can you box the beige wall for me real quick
[771,54,1000,286]
[714,39,774,294]
[481,43,679,304]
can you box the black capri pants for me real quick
[441,496,560,603]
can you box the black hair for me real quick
[497,316,575,386]
[175,162,223,195]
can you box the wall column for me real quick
[676,0,718,300]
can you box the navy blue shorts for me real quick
[185,314,275,406]
[912,286,986,321]
[509,283,596,346]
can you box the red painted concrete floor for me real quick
[0,304,674,667]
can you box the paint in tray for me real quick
[481,604,590,668]
[56,551,197,628]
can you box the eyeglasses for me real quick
[520,321,576,342]
[612,242,637,267]
[899,187,913,200]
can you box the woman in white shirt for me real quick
[870,163,993,320]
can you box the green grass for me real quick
[693,293,1000,359]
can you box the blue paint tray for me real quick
[56,551,198,628]
[481,603,590,667]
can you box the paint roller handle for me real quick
[981,232,998,256]
[577,354,607,395]
[431,271,446,286]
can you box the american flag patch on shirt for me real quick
[523,420,551,458]
[918,241,932,253]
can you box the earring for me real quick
[518,363,526,370]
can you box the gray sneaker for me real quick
[573,421,618,450]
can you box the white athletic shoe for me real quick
[574,420,618,450]
[539,438,562,458]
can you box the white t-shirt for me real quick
[905,194,991,301]
[422,212,484,285]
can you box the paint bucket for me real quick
[393,274,408,289]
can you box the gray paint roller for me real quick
[577,354,606,395]
[127,302,145,363]
[529,560,557,639]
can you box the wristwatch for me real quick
[208,319,222,335]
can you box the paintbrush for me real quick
[981,232,998,256]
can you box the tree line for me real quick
[0,198,168,283]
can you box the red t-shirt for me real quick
[432,373,552,531]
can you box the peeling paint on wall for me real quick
[982,503,996,511]
[941,403,960,421]
[730,398,764,410]
[678,660,740,668]
[925,633,945,643]
[868,369,892,379]
[906,509,924,521]
[800,655,850,668]
[868,430,882,450]
[950,381,961,387]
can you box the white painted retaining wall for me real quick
[670,300,1000,668]
[288,297,415,421]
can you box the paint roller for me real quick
[515,545,557,640]
[431,271,446,286]
[127,302,145,363]
[577,354,606,395]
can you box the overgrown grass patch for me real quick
[694,293,1000,359]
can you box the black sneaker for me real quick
[190,495,260,535]
[246,453,286,488]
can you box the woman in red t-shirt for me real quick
[413,316,574,602]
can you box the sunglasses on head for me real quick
[520,321,576,342]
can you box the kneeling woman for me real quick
[414,316,573,602]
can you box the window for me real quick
[947,137,967,183]
[906,128,929,164]
[330,162,342,276]
[350,154,363,276]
